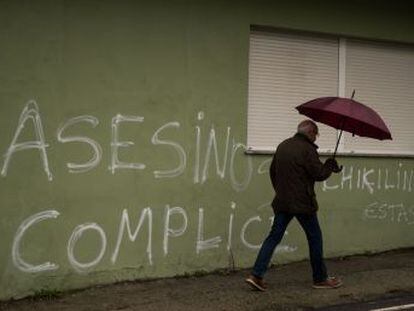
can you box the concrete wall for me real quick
[0,0,413,300]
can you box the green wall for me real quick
[0,0,413,300]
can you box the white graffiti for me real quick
[152,122,186,178]
[109,114,145,173]
[56,115,102,173]
[3,101,412,279]
[2,102,413,197]
[227,202,236,251]
[322,165,413,194]
[67,223,107,273]
[12,210,60,273]
[364,202,414,225]
[1,105,258,192]
[257,158,272,174]
[230,142,253,192]
[111,208,153,265]
[194,125,202,183]
[201,126,231,183]
[11,203,296,274]
[196,208,222,254]
[240,215,262,249]
[163,205,188,256]
[193,111,204,183]
[1,100,52,180]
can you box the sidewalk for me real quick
[1,248,414,311]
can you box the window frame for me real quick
[246,27,414,158]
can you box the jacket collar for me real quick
[294,132,319,149]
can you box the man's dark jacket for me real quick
[270,133,333,214]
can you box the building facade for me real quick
[0,0,413,300]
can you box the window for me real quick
[344,39,414,155]
[247,28,414,156]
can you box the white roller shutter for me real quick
[247,31,339,153]
[344,39,414,155]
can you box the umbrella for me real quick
[295,91,392,158]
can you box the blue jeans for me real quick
[252,211,327,283]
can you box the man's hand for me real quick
[325,158,343,173]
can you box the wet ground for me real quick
[1,248,413,311]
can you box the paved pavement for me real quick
[1,248,413,311]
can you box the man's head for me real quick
[297,119,319,142]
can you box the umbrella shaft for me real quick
[333,129,343,158]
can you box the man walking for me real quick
[246,120,343,291]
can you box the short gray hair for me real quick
[297,119,318,135]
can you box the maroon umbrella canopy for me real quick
[296,97,392,140]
